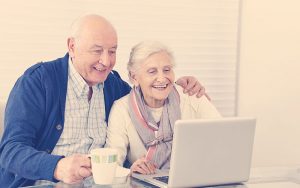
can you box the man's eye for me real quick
[109,51,116,55]
[92,50,102,54]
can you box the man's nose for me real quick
[99,52,110,67]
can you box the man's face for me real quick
[68,22,118,86]
[132,51,175,108]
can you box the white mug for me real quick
[90,148,118,185]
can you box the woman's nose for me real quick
[156,73,167,82]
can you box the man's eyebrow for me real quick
[91,45,117,49]
[91,45,103,49]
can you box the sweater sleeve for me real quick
[0,73,63,182]
[105,99,130,166]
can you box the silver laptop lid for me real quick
[168,117,256,187]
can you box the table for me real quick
[24,166,300,188]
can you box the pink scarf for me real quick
[128,86,181,169]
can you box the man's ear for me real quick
[129,71,139,86]
[67,38,75,58]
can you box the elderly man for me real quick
[0,14,206,187]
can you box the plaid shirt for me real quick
[35,59,107,185]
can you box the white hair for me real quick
[127,41,175,77]
[68,14,115,43]
[68,14,92,40]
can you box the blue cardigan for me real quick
[0,54,131,188]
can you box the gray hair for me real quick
[127,41,175,76]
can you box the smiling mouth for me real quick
[152,84,168,90]
[94,67,106,71]
[94,64,107,72]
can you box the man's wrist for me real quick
[53,156,65,181]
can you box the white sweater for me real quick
[105,87,222,166]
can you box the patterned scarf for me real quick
[128,86,181,169]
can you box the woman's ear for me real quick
[129,71,139,86]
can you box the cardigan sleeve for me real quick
[105,99,130,166]
[0,72,62,182]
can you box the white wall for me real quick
[1,0,299,168]
[0,0,240,116]
[239,0,300,167]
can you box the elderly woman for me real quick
[105,41,221,174]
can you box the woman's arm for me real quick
[105,100,130,166]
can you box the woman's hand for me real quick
[130,157,156,175]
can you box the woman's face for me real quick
[132,51,175,108]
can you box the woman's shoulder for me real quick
[176,85,217,112]
[112,93,131,109]
[108,93,132,123]
[175,85,222,118]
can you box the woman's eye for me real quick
[164,68,172,72]
[148,69,156,74]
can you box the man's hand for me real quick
[130,156,156,175]
[54,154,92,184]
[175,76,211,100]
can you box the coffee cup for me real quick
[90,148,118,185]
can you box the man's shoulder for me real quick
[23,54,68,77]
[106,70,126,82]
[110,70,122,78]
[105,70,131,92]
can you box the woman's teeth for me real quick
[153,84,167,88]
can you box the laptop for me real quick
[132,117,256,188]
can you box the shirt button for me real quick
[46,149,51,154]
[56,124,62,131]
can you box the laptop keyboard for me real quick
[153,176,169,184]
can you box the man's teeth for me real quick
[95,67,105,71]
